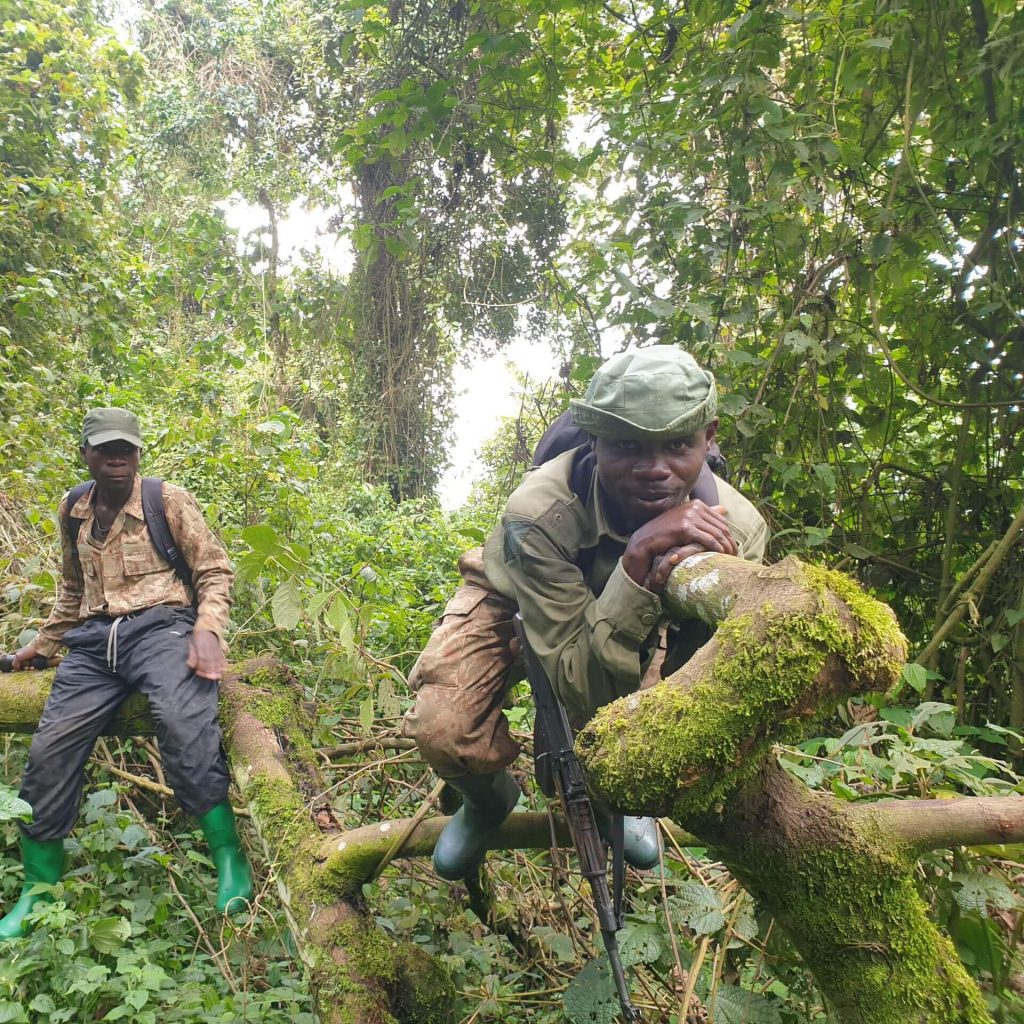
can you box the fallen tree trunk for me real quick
[578,552,1017,1024]
[0,657,454,1024]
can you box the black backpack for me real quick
[65,477,192,588]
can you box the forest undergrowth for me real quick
[2,481,1022,1023]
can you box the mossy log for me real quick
[322,815,698,894]
[578,553,1017,1024]
[0,657,454,1024]
[6,565,1024,1023]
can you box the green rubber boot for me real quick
[0,835,64,940]
[432,770,522,880]
[197,802,254,913]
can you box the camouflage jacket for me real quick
[33,476,233,657]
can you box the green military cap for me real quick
[569,347,717,440]
[81,407,143,448]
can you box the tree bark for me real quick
[578,552,1005,1024]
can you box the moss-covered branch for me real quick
[0,668,154,734]
[579,554,907,819]
[577,553,995,1024]
[859,794,1024,853]
[697,759,991,1024]
[320,815,699,896]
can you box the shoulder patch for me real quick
[503,519,533,565]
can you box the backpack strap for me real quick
[530,410,588,468]
[65,481,95,549]
[141,477,192,588]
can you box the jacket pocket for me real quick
[122,541,165,577]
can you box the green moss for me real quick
[717,797,990,1024]
[221,659,320,770]
[799,563,907,689]
[392,944,456,1024]
[309,920,454,1024]
[580,563,908,820]
[242,771,337,905]
[323,836,388,900]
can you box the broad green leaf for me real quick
[952,873,1018,916]
[912,702,956,738]
[241,524,278,553]
[306,589,334,620]
[376,673,402,719]
[843,542,874,559]
[326,595,355,653]
[901,664,928,694]
[359,693,374,733]
[89,916,132,954]
[830,778,859,801]
[619,923,663,967]
[272,581,303,630]
[562,956,618,1024]
[707,985,782,1024]
[102,1007,136,1021]
[990,632,1009,654]
[732,899,759,943]
[0,788,33,823]
[672,880,726,935]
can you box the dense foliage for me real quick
[1,0,1021,1021]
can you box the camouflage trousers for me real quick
[403,548,681,780]
[403,548,524,780]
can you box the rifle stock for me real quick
[513,614,643,1022]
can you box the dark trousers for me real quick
[20,605,230,841]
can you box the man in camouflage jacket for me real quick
[0,408,253,939]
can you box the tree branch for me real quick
[858,795,1024,854]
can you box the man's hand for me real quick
[622,501,737,589]
[187,629,225,681]
[11,643,46,671]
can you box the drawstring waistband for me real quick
[105,613,136,672]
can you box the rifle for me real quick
[0,654,57,672]
[513,613,643,1023]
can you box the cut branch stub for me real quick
[578,554,908,820]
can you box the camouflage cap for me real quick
[569,347,717,440]
[81,408,143,448]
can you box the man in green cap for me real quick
[0,408,253,939]
[404,347,767,880]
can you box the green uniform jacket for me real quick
[482,448,768,723]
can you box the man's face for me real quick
[594,420,718,531]
[80,440,140,489]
